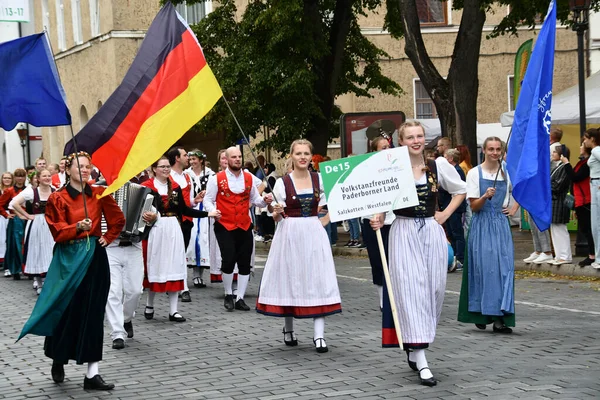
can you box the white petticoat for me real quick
[258,216,341,306]
[23,214,54,275]
[146,216,186,283]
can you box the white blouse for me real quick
[272,173,326,208]
[466,165,511,207]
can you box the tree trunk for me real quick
[304,0,354,156]
[398,0,485,166]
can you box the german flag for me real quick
[65,3,222,196]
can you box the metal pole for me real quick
[577,28,586,137]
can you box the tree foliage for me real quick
[384,0,600,164]
[172,0,402,156]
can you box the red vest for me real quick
[216,170,253,231]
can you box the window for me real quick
[71,0,83,44]
[414,79,437,119]
[89,0,100,37]
[41,0,50,32]
[508,75,515,111]
[417,0,448,25]
[80,105,89,130]
[55,0,66,51]
[175,1,212,25]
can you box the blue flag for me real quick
[0,32,71,131]
[506,0,556,232]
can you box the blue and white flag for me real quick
[0,32,71,131]
[506,0,556,232]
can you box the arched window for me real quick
[97,100,103,111]
[80,105,89,130]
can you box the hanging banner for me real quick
[320,147,418,223]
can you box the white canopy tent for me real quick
[501,70,600,127]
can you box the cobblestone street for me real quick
[1,253,599,399]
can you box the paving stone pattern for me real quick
[1,253,599,399]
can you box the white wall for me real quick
[590,11,600,74]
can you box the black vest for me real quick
[394,159,438,218]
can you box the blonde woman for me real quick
[370,122,466,386]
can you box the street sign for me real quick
[0,0,29,22]
[320,146,418,223]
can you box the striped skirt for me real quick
[383,216,446,346]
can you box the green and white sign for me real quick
[320,147,418,223]
[0,0,29,22]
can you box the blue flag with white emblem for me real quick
[0,32,71,131]
[506,0,556,232]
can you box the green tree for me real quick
[385,0,600,163]
[172,0,402,156]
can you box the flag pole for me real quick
[221,95,280,203]
[43,30,89,221]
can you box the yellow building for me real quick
[35,1,580,167]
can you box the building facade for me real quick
[30,0,588,169]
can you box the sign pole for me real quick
[375,226,403,350]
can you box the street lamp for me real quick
[569,0,591,138]
[15,123,28,167]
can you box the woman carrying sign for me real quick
[256,139,341,354]
[370,121,466,387]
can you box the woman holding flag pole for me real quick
[370,121,466,386]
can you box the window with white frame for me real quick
[55,0,66,51]
[71,0,83,44]
[414,79,438,119]
[508,75,515,111]
[417,0,448,25]
[42,0,50,32]
[89,0,100,37]
[175,1,212,25]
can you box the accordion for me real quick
[113,182,154,241]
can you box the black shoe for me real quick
[224,294,235,311]
[313,338,328,353]
[234,299,250,311]
[169,312,186,322]
[83,374,115,390]
[144,306,154,320]
[405,349,418,371]
[419,368,437,387]
[282,328,298,346]
[13,273,21,280]
[181,291,192,302]
[493,324,513,334]
[193,277,206,288]
[579,257,594,267]
[51,362,64,383]
[124,321,133,338]
[112,338,125,349]
[475,324,487,330]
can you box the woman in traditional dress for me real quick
[141,156,220,322]
[370,121,466,386]
[361,137,394,310]
[18,152,125,390]
[185,149,215,288]
[256,139,341,353]
[9,169,55,294]
[0,168,27,279]
[458,137,519,334]
[0,172,14,272]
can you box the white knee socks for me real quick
[86,362,99,378]
[313,317,325,340]
[236,274,249,301]
[146,291,155,308]
[376,285,383,309]
[413,349,433,379]
[222,273,233,295]
[168,291,178,315]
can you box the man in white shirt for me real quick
[204,147,272,311]
[168,146,194,302]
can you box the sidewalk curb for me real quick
[256,242,600,279]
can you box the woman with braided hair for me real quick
[141,156,220,323]
[19,152,125,390]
